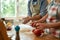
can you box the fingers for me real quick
[23,18,30,24]
[37,26,44,30]
[30,21,38,28]
[23,20,29,24]
[36,23,41,26]
[36,23,46,30]
[30,21,46,30]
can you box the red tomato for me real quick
[33,29,44,36]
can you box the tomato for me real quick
[32,29,44,36]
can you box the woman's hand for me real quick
[23,16,31,24]
[30,21,37,28]
[30,20,43,28]
[36,23,47,30]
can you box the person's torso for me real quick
[30,0,40,16]
[46,1,60,38]
[47,1,60,23]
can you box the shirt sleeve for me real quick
[28,0,32,16]
[40,0,48,17]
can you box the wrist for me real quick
[45,23,51,28]
[45,23,48,28]
[28,16,31,20]
[37,20,42,23]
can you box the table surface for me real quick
[20,32,60,40]
[7,24,60,40]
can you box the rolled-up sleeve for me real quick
[40,0,48,17]
[28,0,32,16]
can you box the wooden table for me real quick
[8,31,60,40]
[7,24,60,40]
[20,31,60,40]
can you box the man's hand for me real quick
[23,16,31,24]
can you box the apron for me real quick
[46,0,60,38]
[30,0,40,17]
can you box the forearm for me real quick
[30,15,41,21]
[46,22,60,29]
[38,14,48,23]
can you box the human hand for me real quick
[36,23,47,30]
[30,21,38,28]
[30,20,42,28]
[23,17,31,24]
